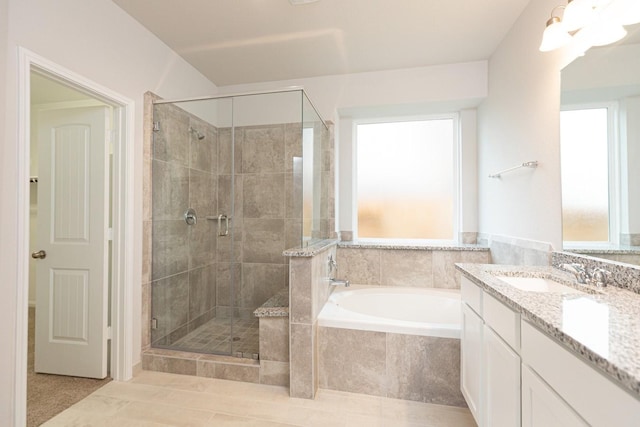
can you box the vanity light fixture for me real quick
[539,0,634,52]
[540,8,573,52]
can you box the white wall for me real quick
[0,0,12,421]
[477,0,577,250]
[0,1,218,424]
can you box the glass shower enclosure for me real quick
[150,89,330,358]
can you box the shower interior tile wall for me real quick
[150,101,302,348]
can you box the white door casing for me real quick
[34,106,110,379]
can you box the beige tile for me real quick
[380,250,433,287]
[318,327,386,397]
[260,317,289,362]
[243,173,285,219]
[218,127,242,175]
[142,221,152,284]
[241,263,286,308]
[289,323,314,399]
[259,360,290,386]
[243,219,285,264]
[242,125,285,173]
[143,157,152,221]
[432,251,462,289]
[289,258,312,323]
[115,400,213,426]
[143,353,197,376]
[386,334,465,407]
[141,281,151,350]
[215,362,260,384]
[207,413,298,427]
[336,248,381,285]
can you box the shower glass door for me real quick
[150,96,236,355]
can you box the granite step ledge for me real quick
[253,287,289,318]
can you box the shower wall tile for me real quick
[285,219,302,251]
[143,157,152,221]
[284,122,302,173]
[386,334,464,406]
[217,225,243,263]
[285,172,302,220]
[151,272,189,344]
[142,220,152,285]
[216,262,242,308]
[336,248,381,285]
[152,220,188,281]
[242,125,285,173]
[241,263,286,308]
[189,264,216,321]
[188,220,216,270]
[218,127,243,175]
[189,117,218,174]
[141,281,151,350]
[189,169,216,217]
[152,160,189,221]
[243,173,285,219]
[380,250,433,287]
[217,174,243,220]
[142,352,197,376]
[318,327,387,397]
[243,219,285,264]
[153,104,190,167]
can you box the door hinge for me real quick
[107,228,114,241]
[107,326,113,340]
[151,318,158,330]
[152,121,160,132]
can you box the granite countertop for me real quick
[338,240,490,251]
[253,288,289,318]
[564,244,640,255]
[283,239,338,257]
[456,263,640,399]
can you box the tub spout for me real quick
[330,278,350,287]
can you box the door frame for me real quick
[14,48,135,424]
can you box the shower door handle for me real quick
[217,214,230,237]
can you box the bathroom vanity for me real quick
[457,263,640,427]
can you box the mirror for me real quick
[560,23,640,265]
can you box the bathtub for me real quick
[317,285,461,339]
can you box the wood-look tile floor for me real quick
[42,370,477,427]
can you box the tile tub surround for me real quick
[336,242,490,289]
[478,233,553,266]
[317,326,465,406]
[455,262,640,399]
[286,240,338,399]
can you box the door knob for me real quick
[31,250,46,259]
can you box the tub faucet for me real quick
[329,278,350,287]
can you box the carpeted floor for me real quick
[27,308,111,426]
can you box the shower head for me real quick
[189,127,205,140]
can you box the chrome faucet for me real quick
[561,263,610,287]
[329,278,350,287]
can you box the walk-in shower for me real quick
[149,89,331,358]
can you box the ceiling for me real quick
[112,0,531,86]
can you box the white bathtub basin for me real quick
[496,276,583,294]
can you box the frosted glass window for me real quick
[356,119,454,239]
[560,108,609,242]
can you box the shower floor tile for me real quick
[169,316,260,358]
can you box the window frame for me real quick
[352,113,461,243]
[560,102,620,246]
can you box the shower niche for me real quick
[149,90,331,358]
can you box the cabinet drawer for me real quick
[483,292,519,352]
[461,276,482,315]
[521,320,640,427]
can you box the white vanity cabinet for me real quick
[461,276,521,427]
[521,320,640,427]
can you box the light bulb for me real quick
[563,0,597,31]
[540,16,573,51]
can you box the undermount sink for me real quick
[496,276,584,294]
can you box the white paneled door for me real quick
[34,106,110,379]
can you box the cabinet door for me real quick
[483,325,520,427]
[461,303,483,425]
[522,365,588,427]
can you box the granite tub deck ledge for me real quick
[338,240,489,251]
[455,262,640,399]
